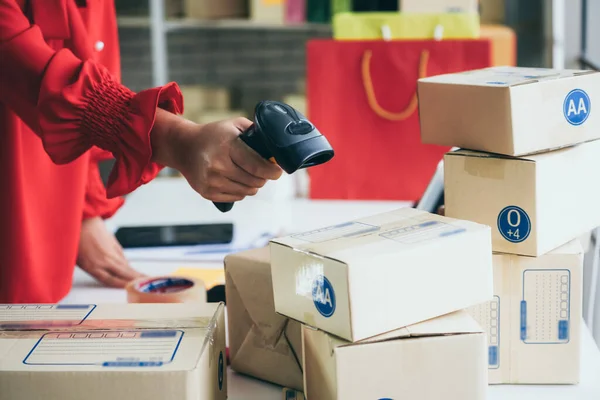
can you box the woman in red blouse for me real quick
[0,0,282,303]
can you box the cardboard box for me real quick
[479,0,505,24]
[418,66,600,156]
[466,240,583,384]
[0,303,227,400]
[400,0,478,12]
[302,310,488,400]
[251,0,284,23]
[185,0,247,19]
[333,12,480,40]
[179,85,231,120]
[480,24,516,66]
[444,140,600,256]
[270,207,493,342]
[195,110,246,125]
[224,247,304,391]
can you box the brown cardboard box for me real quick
[479,0,505,24]
[0,303,227,400]
[302,310,488,400]
[466,240,583,384]
[224,247,304,391]
[418,66,600,156]
[185,0,247,19]
[480,24,516,66]
[270,207,493,342]
[444,141,600,256]
[195,110,246,124]
[401,0,478,12]
[179,85,231,120]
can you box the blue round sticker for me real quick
[497,206,531,243]
[563,89,591,126]
[218,351,224,390]
[312,275,336,318]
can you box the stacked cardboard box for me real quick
[417,66,600,384]
[227,207,496,398]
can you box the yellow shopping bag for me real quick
[333,12,480,40]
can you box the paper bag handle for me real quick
[361,49,430,121]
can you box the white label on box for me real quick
[291,222,380,243]
[23,330,184,367]
[521,270,570,344]
[0,304,96,328]
[379,221,466,244]
[468,296,501,369]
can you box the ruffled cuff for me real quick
[38,52,183,198]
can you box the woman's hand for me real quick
[151,110,283,203]
[77,217,144,288]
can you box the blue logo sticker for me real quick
[563,89,591,126]
[218,351,224,390]
[497,206,531,243]
[312,275,336,318]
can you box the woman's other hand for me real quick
[77,217,144,288]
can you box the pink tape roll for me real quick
[126,276,207,303]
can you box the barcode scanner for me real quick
[213,100,334,213]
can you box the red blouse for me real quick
[0,0,183,303]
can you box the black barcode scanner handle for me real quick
[213,100,334,213]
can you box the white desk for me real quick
[64,178,600,400]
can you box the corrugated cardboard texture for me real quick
[418,66,600,156]
[271,208,493,342]
[445,140,600,256]
[0,303,227,400]
[303,311,487,400]
[466,240,583,384]
[225,247,303,390]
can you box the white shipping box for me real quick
[302,310,488,400]
[418,66,600,156]
[0,303,227,400]
[467,240,583,384]
[444,140,600,256]
[270,207,493,342]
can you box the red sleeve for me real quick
[0,0,183,198]
[82,159,125,220]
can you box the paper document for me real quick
[123,232,274,262]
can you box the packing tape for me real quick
[126,276,207,303]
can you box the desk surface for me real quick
[64,178,600,400]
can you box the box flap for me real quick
[419,66,599,87]
[446,148,538,163]
[342,311,483,347]
[224,247,303,390]
[270,208,486,264]
[0,303,225,373]
[0,303,221,331]
[224,247,288,343]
